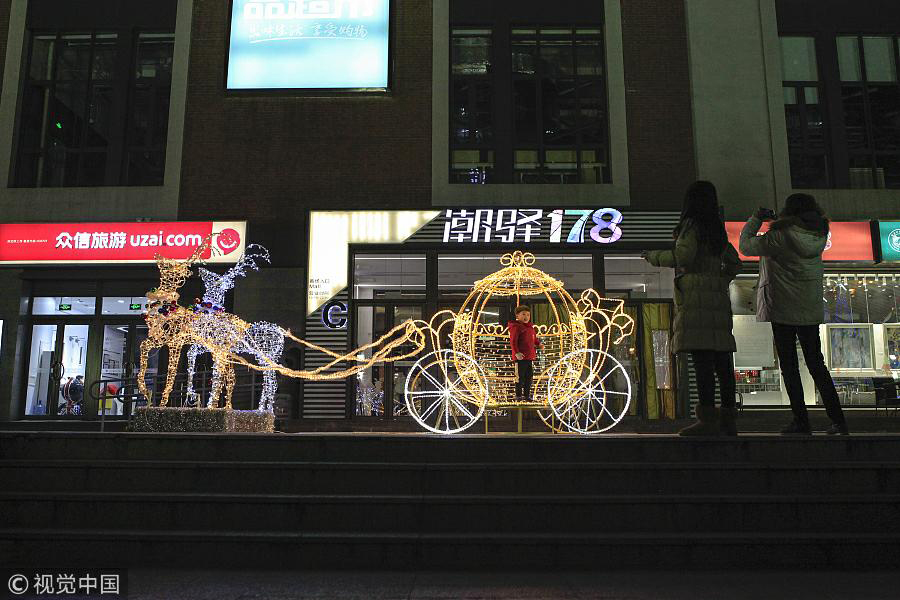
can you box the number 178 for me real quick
[549,209,623,244]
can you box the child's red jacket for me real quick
[508,320,541,360]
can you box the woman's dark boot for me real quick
[678,404,720,437]
[719,407,738,437]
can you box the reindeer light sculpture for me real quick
[184,245,285,412]
[137,236,428,413]
[138,236,252,409]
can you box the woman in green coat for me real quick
[643,181,742,436]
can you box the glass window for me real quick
[451,149,494,184]
[828,325,874,369]
[780,37,818,81]
[510,28,609,184]
[863,36,897,83]
[779,36,830,188]
[439,254,593,295]
[32,296,96,316]
[24,324,57,415]
[450,29,495,185]
[14,30,174,188]
[833,35,900,189]
[353,254,426,300]
[837,36,862,82]
[604,255,674,299]
[452,29,492,75]
[125,33,174,186]
[101,296,148,315]
[451,23,608,185]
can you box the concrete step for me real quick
[4,432,900,464]
[3,528,898,569]
[3,459,900,496]
[3,492,898,534]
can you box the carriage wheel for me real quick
[405,349,488,434]
[546,349,632,434]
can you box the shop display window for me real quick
[885,326,900,370]
[732,273,900,407]
[827,325,874,370]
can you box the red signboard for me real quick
[0,221,247,264]
[725,221,873,262]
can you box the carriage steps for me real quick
[1,432,899,569]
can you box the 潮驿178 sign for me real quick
[442,209,624,244]
[0,221,247,264]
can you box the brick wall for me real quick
[178,0,434,256]
[621,0,697,208]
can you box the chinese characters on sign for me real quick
[228,0,390,89]
[441,209,625,245]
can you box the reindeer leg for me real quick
[224,362,236,411]
[258,331,284,412]
[186,344,201,406]
[207,360,222,409]
[137,338,155,404]
[260,369,276,412]
[160,344,182,408]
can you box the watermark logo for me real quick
[3,569,126,598]
[7,573,28,595]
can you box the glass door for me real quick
[56,324,90,416]
[353,304,424,418]
[24,324,58,416]
[98,322,158,416]
[24,322,91,416]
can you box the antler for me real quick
[225,244,271,284]
[185,234,215,266]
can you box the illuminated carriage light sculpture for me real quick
[404,251,635,434]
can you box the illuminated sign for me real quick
[58,304,72,311]
[0,222,247,265]
[725,221,874,262]
[322,300,348,329]
[442,209,624,244]
[129,303,144,311]
[307,210,438,314]
[226,0,391,90]
[876,221,900,262]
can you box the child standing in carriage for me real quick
[508,305,542,401]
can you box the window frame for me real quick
[448,23,611,186]
[11,27,175,188]
[778,31,900,190]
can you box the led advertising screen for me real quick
[227,0,390,90]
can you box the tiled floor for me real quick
[127,570,900,599]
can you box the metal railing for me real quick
[89,364,270,431]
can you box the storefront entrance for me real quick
[341,249,679,426]
[353,303,425,418]
[22,293,155,419]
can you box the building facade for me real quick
[0,0,898,427]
